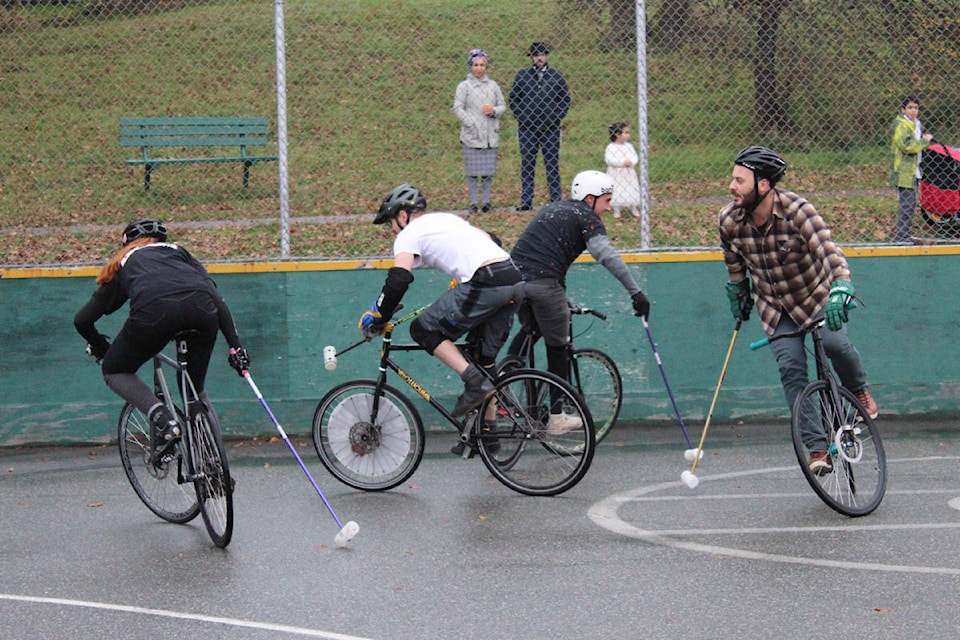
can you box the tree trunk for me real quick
[607,0,637,47]
[753,0,791,134]
[652,0,692,48]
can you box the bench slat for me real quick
[120,116,268,127]
[119,136,271,148]
[120,125,268,138]
[125,156,278,166]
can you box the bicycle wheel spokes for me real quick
[479,369,595,496]
[313,381,425,492]
[190,407,233,547]
[791,381,886,517]
[117,403,199,524]
[570,349,622,444]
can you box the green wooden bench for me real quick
[119,116,278,191]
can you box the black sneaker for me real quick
[149,404,181,464]
[469,204,479,214]
[481,204,492,213]
[452,377,495,418]
[516,202,532,212]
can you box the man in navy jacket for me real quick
[509,42,571,210]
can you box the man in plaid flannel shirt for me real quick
[718,145,878,476]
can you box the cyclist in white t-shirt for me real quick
[358,184,525,422]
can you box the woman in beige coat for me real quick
[453,48,506,213]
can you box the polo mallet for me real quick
[680,318,742,489]
[237,363,359,548]
[322,306,424,371]
[642,318,700,462]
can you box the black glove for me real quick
[85,333,111,364]
[228,347,250,376]
[632,291,650,319]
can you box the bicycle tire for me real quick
[313,379,425,492]
[570,348,622,444]
[791,380,886,517]
[477,368,595,496]
[190,405,234,547]
[117,403,199,524]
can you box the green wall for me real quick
[2,252,959,446]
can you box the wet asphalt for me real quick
[2,416,960,639]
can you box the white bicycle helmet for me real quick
[571,170,615,201]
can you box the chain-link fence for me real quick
[3,0,960,266]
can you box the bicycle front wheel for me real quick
[478,368,595,496]
[791,380,886,517]
[189,405,234,547]
[570,348,622,444]
[117,403,199,524]
[313,380,425,492]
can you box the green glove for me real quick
[824,279,855,331]
[725,280,753,321]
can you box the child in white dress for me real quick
[604,122,641,219]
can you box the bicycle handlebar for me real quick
[567,301,607,321]
[749,318,826,350]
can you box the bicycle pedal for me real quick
[450,440,477,458]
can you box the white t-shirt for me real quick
[393,212,508,282]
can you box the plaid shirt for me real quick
[718,189,851,335]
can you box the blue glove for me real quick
[358,301,388,338]
[725,280,753,321]
[824,279,855,331]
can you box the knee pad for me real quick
[409,317,445,355]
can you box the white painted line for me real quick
[589,460,960,576]
[0,594,375,640]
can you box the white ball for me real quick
[680,470,699,489]
[323,346,338,371]
[334,521,360,548]
[683,448,704,462]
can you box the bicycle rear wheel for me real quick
[189,404,234,547]
[478,368,595,496]
[791,380,886,517]
[117,403,199,524]
[313,380,425,491]
[570,348,622,444]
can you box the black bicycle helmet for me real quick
[734,146,787,186]
[121,219,167,245]
[373,184,427,225]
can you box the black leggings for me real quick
[101,291,219,415]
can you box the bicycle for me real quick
[497,299,622,445]
[312,308,596,496]
[115,330,234,547]
[751,319,886,517]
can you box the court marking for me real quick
[588,458,960,576]
[0,594,374,640]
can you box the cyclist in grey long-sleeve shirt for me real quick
[509,170,650,433]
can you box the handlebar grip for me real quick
[591,310,607,321]
[749,337,770,350]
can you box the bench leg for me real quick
[144,163,153,191]
[243,160,252,189]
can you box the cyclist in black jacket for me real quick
[74,219,248,452]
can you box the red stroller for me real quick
[918,141,960,229]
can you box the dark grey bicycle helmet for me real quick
[121,218,167,245]
[373,184,427,225]
[734,146,787,185]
